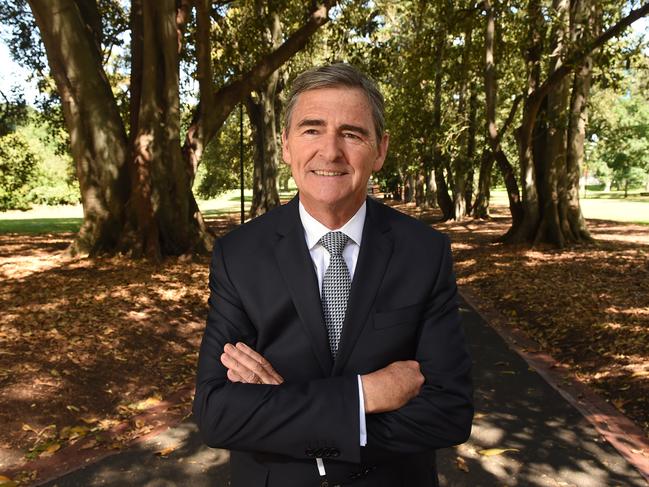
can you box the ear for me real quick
[372,131,390,172]
[281,130,291,165]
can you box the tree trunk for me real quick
[28,0,130,257]
[564,0,594,242]
[425,167,437,208]
[125,0,211,257]
[431,22,453,220]
[246,88,281,218]
[404,173,415,203]
[481,0,524,227]
[473,150,493,219]
[508,0,649,245]
[510,0,544,243]
[464,81,478,215]
[452,20,474,221]
[415,171,426,207]
[247,9,282,219]
[535,0,571,247]
[28,0,335,257]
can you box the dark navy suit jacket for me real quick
[193,195,473,487]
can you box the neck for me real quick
[299,195,365,230]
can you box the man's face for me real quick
[282,87,389,218]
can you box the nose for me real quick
[317,131,344,163]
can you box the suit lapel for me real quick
[274,196,333,375]
[333,198,394,375]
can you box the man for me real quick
[193,63,473,487]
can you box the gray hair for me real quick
[284,63,385,144]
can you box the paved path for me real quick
[40,298,647,486]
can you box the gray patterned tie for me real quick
[319,231,351,357]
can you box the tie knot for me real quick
[319,231,349,257]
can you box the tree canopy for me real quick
[0,0,647,255]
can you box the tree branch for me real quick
[498,95,523,144]
[533,2,649,111]
[195,0,213,108]
[185,0,336,160]
[523,2,649,144]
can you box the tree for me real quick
[589,73,649,196]
[5,0,336,258]
[510,1,649,246]
[0,132,39,210]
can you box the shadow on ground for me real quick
[39,300,646,487]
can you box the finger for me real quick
[220,351,252,380]
[227,368,245,383]
[222,352,262,384]
[235,342,284,384]
[229,343,283,385]
[222,345,273,384]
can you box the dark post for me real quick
[240,103,244,224]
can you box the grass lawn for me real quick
[490,188,649,225]
[0,189,300,234]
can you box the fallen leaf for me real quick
[155,445,179,457]
[478,448,520,456]
[40,442,61,457]
[60,425,89,440]
[80,439,98,450]
[129,395,162,411]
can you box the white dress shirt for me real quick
[298,200,368,448]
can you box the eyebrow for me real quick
[296,119,370,137]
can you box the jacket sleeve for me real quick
[364,235,473,458]
[193,239,363,463]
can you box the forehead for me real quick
[289,87,373,126]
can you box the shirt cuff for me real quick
[357,375,367,446]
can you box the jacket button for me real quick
[331,448,340,457]
[314,448,324,457]
[305,448,315,457]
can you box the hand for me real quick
[221,342,284,385]
[361,361,424,414]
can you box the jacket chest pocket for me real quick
[373,301,426,330]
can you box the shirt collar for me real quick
[299,199,366,250]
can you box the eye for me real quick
[303,128,319,135]
[342,132,361,140]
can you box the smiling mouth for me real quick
[313,170,346,176]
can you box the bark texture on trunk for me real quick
[535,0,571,246]
[28,0,335,257]
[564,0,594,242]
[479,0,524,227]
[425,167,437,208]
[247,9,282,219]
[130,0,213,257]
[508,0,649,245]
[431,20,453,220]
[28,0,129,256]
[415,171,426,207]
[511,0,543,243]
[452,21,474,221]
[473,150,493,219]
